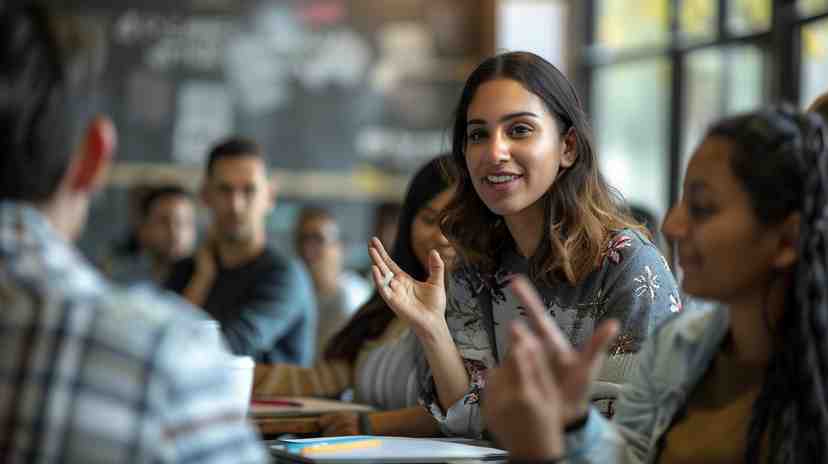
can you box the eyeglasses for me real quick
[298,231,340,247]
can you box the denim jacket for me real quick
[564,304,730,463]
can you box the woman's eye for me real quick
[688,203,714,219]
[467,129,487,143]
[509,124,533,137]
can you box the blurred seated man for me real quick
[108,185,196,286]
[295,207,372,357]
[166,138,317,365]
[0,4,266,462]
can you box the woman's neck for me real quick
[503,201,545,258]
[724,277,787,367]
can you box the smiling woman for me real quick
[366,51,680,439]
[482,105,828,464]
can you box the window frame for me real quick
[580,0,828,212]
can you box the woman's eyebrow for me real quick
[467,111,540,126]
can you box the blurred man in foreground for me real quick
[0,4,266,462]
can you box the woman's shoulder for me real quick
[601,227,668,270]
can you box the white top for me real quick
[315,271,373,358]
[353,318,422,410]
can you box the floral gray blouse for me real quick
[420,229,682,438]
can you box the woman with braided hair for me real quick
[482,106,828,463]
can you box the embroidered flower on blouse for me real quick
[669,293,683,313]
[463,359,488,405]
[609,334,638,355]
[660,254,672,272]
[465,359,487,387]
[633,265,660,302]
[603,234,633,265]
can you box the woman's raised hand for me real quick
[485,275,620,457]
[368,237,447,336]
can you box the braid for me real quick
[737,109,828,463]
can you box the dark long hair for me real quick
[324,155,455,363]
[440,51,642,286]
[707,106,828,463]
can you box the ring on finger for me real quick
[382,272,394,288]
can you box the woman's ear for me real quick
[773,213,800,270]
[560,127,578,168]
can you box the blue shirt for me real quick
[166,249,317,365]
[564,305,730,463]
[0,201,267,463]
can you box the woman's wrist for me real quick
[412,315,451,345]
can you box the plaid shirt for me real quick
[0,201,268,463]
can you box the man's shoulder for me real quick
[255,248,307,280]
[86,284,209,354]
[99,284,205,326]
[256,247,292,268]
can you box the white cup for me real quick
[198,320,255,415]
[227,355,255,416]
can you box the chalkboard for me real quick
[60,0,487,171]
[65,0,491,265]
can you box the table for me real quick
[250,396,373,438]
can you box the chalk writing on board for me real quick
[224,33,292,115]
[355,126,448,167]
[172,81,233,164]
[300,28,372,91]
[114,10,234,72]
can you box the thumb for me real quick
[426,250,445,287]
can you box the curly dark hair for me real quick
[707,106,828,463]
[440,51,643,286]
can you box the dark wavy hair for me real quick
[809,92,828,125]
[324,155,455,362]
[707,106,828,463]
[440,51,642,286]
[0,4,106,202]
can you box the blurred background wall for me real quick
[53,0,827,266]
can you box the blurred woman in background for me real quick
[254,154,455,436]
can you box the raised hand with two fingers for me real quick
[510,275,620,424]
[484,275,620,459]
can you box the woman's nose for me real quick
[661,203,688,241]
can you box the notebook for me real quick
[268,435,508,463]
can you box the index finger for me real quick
[370,237,404,276]
[510,275,574,360]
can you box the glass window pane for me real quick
[728,0,771,35]
[680,0,717,42]
[596,0,669,50]
[592,58,670,217]
[683,45,766,170]
[801,19,828,107]
[799,0,828,17]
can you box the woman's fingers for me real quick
[510,275,575,363]
[369,245,394,280]
[370,237,404,276]
[581,319,620,368]
[426,250,445,288]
